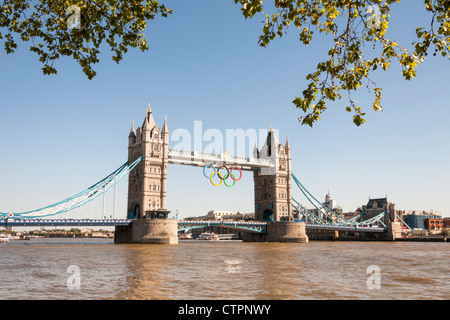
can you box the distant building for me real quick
[185,210,255,221]
[402,210,442,230]
[203,210,234,220]
[424,218,444,230]
[363,198,391,218]
[358,197,401,227]
[301,193,344,224]
[444,217,450,228]
[398,209,441,216]
[343,208,362,221]
[323,193,337,212]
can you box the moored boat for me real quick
[198,232,219,241]
[0,234,10,243]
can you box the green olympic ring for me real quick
[223,173,236,188]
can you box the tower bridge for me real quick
[124,106,295,225]
[1,106,403,243]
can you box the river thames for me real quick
[0,238,448,300]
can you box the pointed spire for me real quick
[162,115,168,132]
[129,120,136,138]
[285,135,290,149]
[142,117,148,130]
[143,103,156,131]
[253,140,259,158]
[270,126,279,153]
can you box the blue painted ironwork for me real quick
[396,213,411,230]
[348,211,366,222]
[2,217,387,234]
[359,211,387,228]
[177,220,267,234]
[1,218,132,227]
[292,173,358,225]
[291,173,387,228]
[292,197,329,225]
[0,157,142,219]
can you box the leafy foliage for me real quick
[1,1,449,126]
[0,0,172,79]
[235,0,450,126]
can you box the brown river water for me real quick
[0,238,448,300]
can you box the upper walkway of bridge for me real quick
[168,149,274,171]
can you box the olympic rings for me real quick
[203,164,243,187]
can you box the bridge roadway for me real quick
[0,218,132,227]
[1,218,386,233]
[177,220,267,233]
[304,223,385,233]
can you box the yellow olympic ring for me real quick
[210,171,223,186]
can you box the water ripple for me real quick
[0,238,448,299]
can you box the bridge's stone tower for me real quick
[127,106,169,219]
[115,106,177,244]
[253,127,292,222]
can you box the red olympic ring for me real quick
[230,167,242,181]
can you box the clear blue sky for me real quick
[0,1,449,220]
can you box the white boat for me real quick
[0,234,10,243]
[199,232,219,241]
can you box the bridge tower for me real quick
[253,127,292,222]
[127,106,169,219]
[115,106,177,244]
[244,127,308,243]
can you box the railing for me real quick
[178,219,267,225]
[177,220,267,233]
[1,217,387,233]
[305,223,385,232]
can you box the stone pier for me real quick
[242,221,309,243]
[114,219,178,244]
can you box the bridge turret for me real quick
[253,127,293,222]
[127,105,170,219]
[118,106,177,244]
